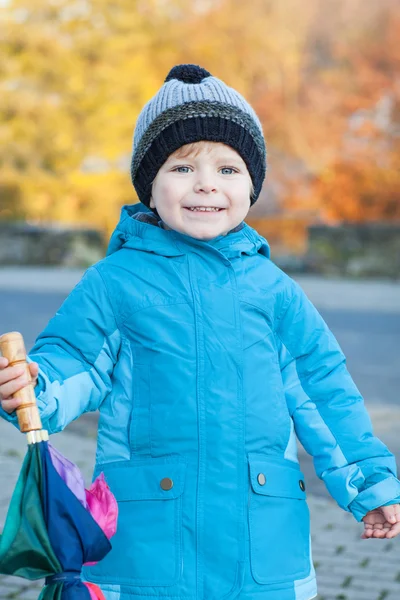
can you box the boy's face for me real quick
[149,141,253,240]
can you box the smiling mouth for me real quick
[184,207,226,212]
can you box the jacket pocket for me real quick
[248,453,311,585]
[83,456,187,587]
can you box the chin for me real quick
[191,229,225,240]
[173,219,228,239]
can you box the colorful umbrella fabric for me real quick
[0,332,118,600]
[0,439,118,600]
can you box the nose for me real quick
[194,171,218,194]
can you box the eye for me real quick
[220,167,238,175]
[172,165,192,173]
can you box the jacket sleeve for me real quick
[0,265,121,435]
[276,279,400,522]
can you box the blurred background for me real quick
[0,0,400,275]
[0,1,400,598]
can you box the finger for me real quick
[386,521,400,539]
[0,365,25,386]
[362,525,380,538]
[0,372,31,399]
[1,396,23,414]
[380,505,400,524]
[363,520,385,530]
[0,357,9,368]
[361,529,373,539]
[362,520,391,538]
[389,505,400,524]
[370,528,389,539]
[29,363,39,378]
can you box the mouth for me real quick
[184,207,226,213]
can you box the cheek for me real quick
[230,180,252,202]
[152,181,173,205]
[159,179,184,200]
[165,189,190,215]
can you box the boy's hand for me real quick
[361,503,400,539]
[0,357,39,414]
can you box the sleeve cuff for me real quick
[0,404,20,428]
[381,497,400,507]
[348,477,400,521]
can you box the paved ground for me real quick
[0,268,400,599]
[1,421,400,600]
[0,267,400,312]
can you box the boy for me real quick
[1,64,400,600]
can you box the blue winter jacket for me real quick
[2,202,400,600]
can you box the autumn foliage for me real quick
[0,0,399,240]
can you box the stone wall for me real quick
[1,220,399,278]
[0,222,106,267]
[306,222,400,279]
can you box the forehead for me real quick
[168,142,244,163]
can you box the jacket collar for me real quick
[106,203,270,260]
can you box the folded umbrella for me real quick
[0,332,118,600]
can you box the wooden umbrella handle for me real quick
[0,331,43,433]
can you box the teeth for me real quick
[188,207,221,212]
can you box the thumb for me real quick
[29,362,39,381]
[380,504,400,524]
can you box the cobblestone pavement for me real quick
[1,420,400,600]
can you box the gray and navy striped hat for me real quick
[130,64,267,209]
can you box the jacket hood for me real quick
[106,202,270,260]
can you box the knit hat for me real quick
[130,64,267,210]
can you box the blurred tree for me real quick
[0,0,183,234]
[0,176,25,221]
[313,142,400,222]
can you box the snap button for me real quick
[299,479,305,491]
[160,477,174,491]
[257,473,266,486]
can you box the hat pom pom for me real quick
[165,64,211,84]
